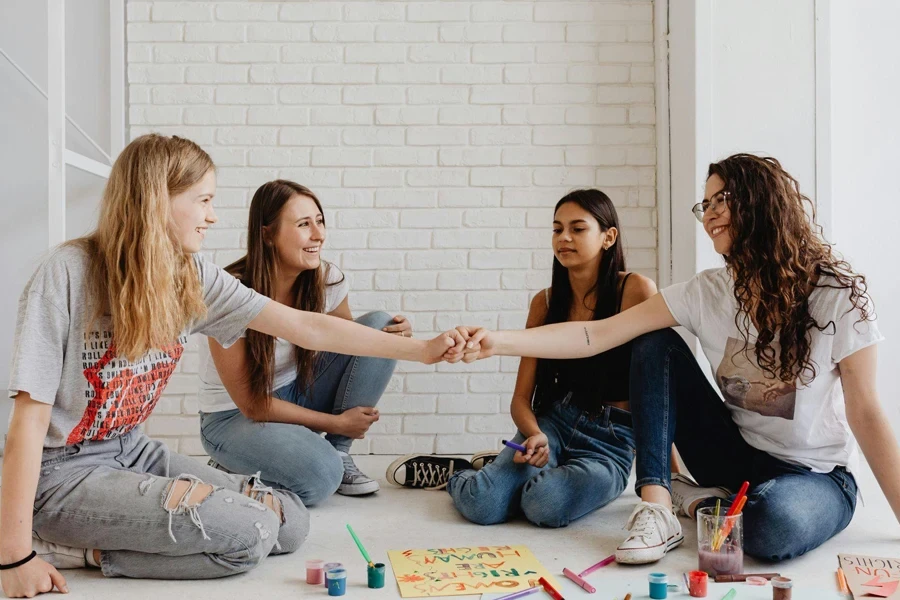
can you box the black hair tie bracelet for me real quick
[0,550,37,570]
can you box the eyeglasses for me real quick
[691,190,731,223]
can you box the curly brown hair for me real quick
[709,154,873,384]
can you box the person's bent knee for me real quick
[213,505,282,575]
[743,500,816,561]
[355,310,394,331]
[287,450,343,507]
[272,490,310,554]
[631,328,687,362]
[449,472,509,526]
[520,482,569,528]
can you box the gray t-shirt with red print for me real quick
[8,244,269,448]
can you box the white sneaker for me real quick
[615,502,684,564]
[337,452,380,496]
[31,536,88,569]
[670,473,731,519]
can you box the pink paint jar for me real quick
[306,559,324,584]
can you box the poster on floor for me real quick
[387,544,559,598]
[839,554,900,599]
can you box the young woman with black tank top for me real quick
[385,189,657,528]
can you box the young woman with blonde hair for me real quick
[0,134,467,597]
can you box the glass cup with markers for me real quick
[697,507,744,577]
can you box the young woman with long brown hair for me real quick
[459,154,900,565]
[198,180,411,505]
[0,135,467,598]
[386,190,658,530]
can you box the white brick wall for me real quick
[129,1,657,456]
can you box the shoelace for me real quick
[624,504,670,544]
[411,460,454,490]
[341,455,368,482]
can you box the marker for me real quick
[503,439,527,453]
[538,577,565,600]
[721,589,737,600]
[494,586,542,600]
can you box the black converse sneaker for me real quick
[207,458,235,474]
[385,455,473,490]
[471,451,499,470]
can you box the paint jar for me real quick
[688,570,709,598]
[323,562,342,587]
[772,576,793,600]
[327,567,347,597]
[306,559,324,585]
[649,572,669,599]
[368,562,386,588]
[697,507,744,576]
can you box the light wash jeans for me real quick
[629,328,858,560]
[200,311,397,506]
[447,402,636,528]
[32,429,308,579]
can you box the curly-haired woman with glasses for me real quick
[459,153,900,566]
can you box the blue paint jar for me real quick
[649,572,669,599]
[327,568,347,597]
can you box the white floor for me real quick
[25,456,900,599]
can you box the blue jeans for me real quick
[629,328,858,561]
[447,402,636,528]
[200,311,397,506]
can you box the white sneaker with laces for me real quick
[670,473,731,519]
[31,537,89,569]
[615,501,684,564]
[337,451,380,496]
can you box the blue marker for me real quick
[502,439,527,453]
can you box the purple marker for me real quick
[502,439,527,453]
[494,585,541,600]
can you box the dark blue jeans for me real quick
[447,402,635,528]
[629,328,858,561]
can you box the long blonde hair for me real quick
[76,134,213,360]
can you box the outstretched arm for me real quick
[469,293,677,360]
[247,300,465,365]
[841,345,900,526]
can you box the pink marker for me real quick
[563,554,616,593]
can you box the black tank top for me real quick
[533,273,633,417]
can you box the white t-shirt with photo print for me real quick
[661,267,883,474]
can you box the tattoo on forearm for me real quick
[584,327,590,346]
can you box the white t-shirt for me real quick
[661,267,883,474]
[197,263,349,413]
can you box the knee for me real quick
[520,478,569,528]
[273,491,310,554]
[743,499,813,561]
[631,328,687,363]
[449,471,510,526]
[289,450,343,507]
[216,506,282,574]
[355,311,394,331]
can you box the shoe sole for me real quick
[671,473,732,517]
[615,533,685,565]
[471,451,498,470]
[337,480,380,496]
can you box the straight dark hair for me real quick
[226,180,343,420]
[534,189,626,411]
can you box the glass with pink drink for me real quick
[697,506,743,576]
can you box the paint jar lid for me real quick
[772,576,793,589]
[745,576,768,586]
[306,559,324,568]
[649,572,669,584]
[323,562,343,569]
[326,568,347,580]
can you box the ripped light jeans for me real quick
[31,429,309,579]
